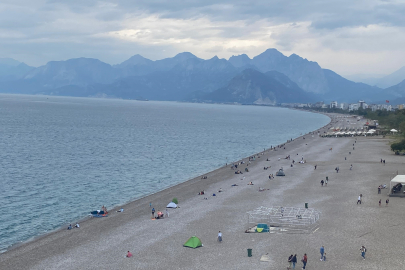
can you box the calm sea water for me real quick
[0,94,329,252]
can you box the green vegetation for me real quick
[172,198,178,204]
[302,107,405,151]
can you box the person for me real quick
[165,209,169,218]
[357,195,361,205]
[323,252,326,261]
[288,254,293,269]
[314,165,317,170]
[386,199,389,206]
[350,164,353,170]
[320,246,325,261]
[378,187,381,194]
[218,231,222,242]
[292,254,297,269]
[149,202,152,207]
[67,224,72,230]
[360,246,366,260]
[325,179,328,186]
[152,207,155,217]
[320,180,324,187]
[75,223,80,228]
[126,251,132,258]
[379,199,381,206]
[302,253,307,269]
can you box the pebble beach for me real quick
[1,113,404,270]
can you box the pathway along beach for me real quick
[1,113,405,270]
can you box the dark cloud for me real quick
[1,0,405,74]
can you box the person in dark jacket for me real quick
[291,254,297,269]
[288,254,293,269]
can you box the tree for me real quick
[399,121,405,138]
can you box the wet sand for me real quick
[1,113,404,270]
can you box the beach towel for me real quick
[260,254,271,262]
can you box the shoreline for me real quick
[1,111,333,255]
[6,111,405,270]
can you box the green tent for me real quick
[183,236,203,249]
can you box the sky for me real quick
[1,0,405,76]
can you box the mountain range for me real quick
[1,49,405,105]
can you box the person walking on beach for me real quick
[320,180,324,187]
[288,254,293,269]
[302,253,307,269]
[386,199,389,206]
[292,254,297,269]
[357,195,361,204]
[379,199,381,206]
[152,207,155,218]
[378,187,381,194]
[350,164,353,170]
[320,246,325,261]
[360,246,366,260]
[314,165,317,170]
[218,231,222,242]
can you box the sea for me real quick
[0,94,330,252]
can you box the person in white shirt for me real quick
[218,231,222,242]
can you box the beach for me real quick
[1,113,404,270]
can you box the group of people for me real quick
[67,223,79,230]
[287,254,307,269]
[320,179,328,187]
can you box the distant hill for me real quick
[0,49,398,103]
[228,49,382,102]
[0,58,34,81]
[202,69,315,104]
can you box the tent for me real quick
[183,236,203,248]
[390,175,405,196]
[256,223,270,233]
[166,202,177,208]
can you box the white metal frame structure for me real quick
[247,206,321,234]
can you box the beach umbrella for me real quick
[391,129,398,133]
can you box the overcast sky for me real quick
[1,0,405,75]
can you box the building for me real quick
[330,101,338,108]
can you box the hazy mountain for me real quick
[228,49,382,102]
[0,58,34,81]
[23,58,119,88]
[34,55,238,100]
[321,69,383,102]
[203,69,315,104]
[343,73,386,86]
[374,66,405,88]
[0,49,395,103]
[344,67,405,88]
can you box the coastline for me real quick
[0,111,332,256]
[5,111,404,269]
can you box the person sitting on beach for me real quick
[126,251,132,258]
[218,188,223,193]
[117,208,124,212]
[67,224,72,230]
[75,223,80,228]
[231,184,238,186]
[248,182,254,185]
[259,187,265,191]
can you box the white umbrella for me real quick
[391,129,398,133]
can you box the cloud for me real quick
[0,0,405,75]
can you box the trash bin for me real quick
[247,248,252,257]
[326,176,328,181]
[305,203,308,209]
